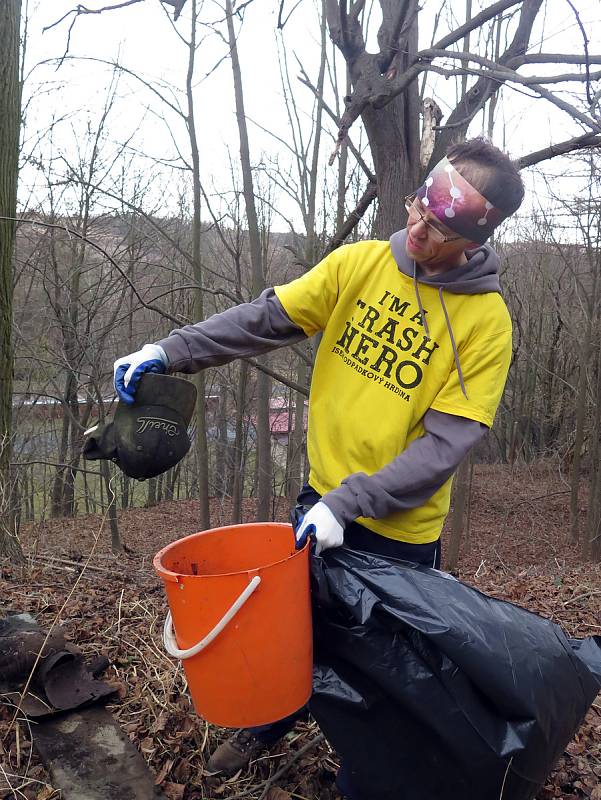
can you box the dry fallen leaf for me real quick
[265,789,291,800]
[35,787,57,800]
[3,473,601,800]
[150,711,169,733]
[162,781,185,800]
[154,758,174,785]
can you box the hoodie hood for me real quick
[389,229,503,401]
[389,228,501,294]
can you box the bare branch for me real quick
[160,0,187,20]
[297,69,375,183]
[244,356,309,397]
[563,0,594,106]
[349,0,367,23]
[516,54,601,65]
[339,0,350,52]
[428,0,522,53]
[42,0,144,33]
[322,181,378,256]
[198,181,242,263]
[147,283,243,307]
[5,215,309,396]
[517,133,601,170]
[520,69,601,85]
[424,51,601,85]
[422,47,601,85]
[332,62,424,156]
[52,175,199,275]
[421,53,601,134]
[38,55,186,119]
[1,214,187,326]
[377,0,416,75]
[427,0,545,167]
[432,64,601,88]
[327,0,364,56]
[277,0,303,29]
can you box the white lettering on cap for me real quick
[136,416,179,437]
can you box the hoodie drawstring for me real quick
[438,286,468,399]
[412,260,430,338]
[412,260,468,400]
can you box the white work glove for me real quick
[113,344,168,405]
[294,501,344,556]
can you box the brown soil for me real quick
[1,462,600,799]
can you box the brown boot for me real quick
[206,729,264,776]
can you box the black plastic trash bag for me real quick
[309,548,601,800]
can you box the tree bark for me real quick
[446,454,472,572]
[231,360,249,524]
[570,268,597,543]
[186,0,210,529]
[226,0,271,520]
[0,0,23,561]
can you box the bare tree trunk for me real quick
[336,81,349,234]
[51,398,71,516]
[146,477,158,508]
[215,377,229,497]
[121,475,130,509]
[226,0,271,520]
[231,361,249,524]
[584,352,601,560]
[570,324,593,542]
[288,359,307,504]
[285,1,328,505]
[0,0,23,561]
[446,454,472,572]
[305,0,327,257]
[165,465,179,502]
[186,0,210,529]
[328,3,422,237]
[486,12,503,139]
[361,93,421,238]
[464,459,474,552]
[460,0,472,104]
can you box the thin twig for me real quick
[2,216,311,396]
[563,590,601,607]
[258,734,325,799]
[227,733,325,800]
[26,553,111,573]
[117,588,125,635]
[42,1,144,33]
[2,477,115,742]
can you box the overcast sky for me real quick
[19,0,601,236]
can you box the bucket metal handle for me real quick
[162,575,262,660]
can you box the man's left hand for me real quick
[294,502,344,555]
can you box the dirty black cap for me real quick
[83,373,196,480]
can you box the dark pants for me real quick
[250,485,441,798]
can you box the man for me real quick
[114,138,523,797]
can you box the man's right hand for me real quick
[113,344,168,405]
[294,501,344,556]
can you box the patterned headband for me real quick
[415,157,508,244]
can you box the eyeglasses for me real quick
[404,193,462,244]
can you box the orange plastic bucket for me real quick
[153,522,312,727]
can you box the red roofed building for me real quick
[267,396,308,440]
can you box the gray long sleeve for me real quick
[156,288,306,372]
[322,409,487,527]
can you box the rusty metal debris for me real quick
[0,612,166,799]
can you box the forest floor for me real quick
[1,461,601,800]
